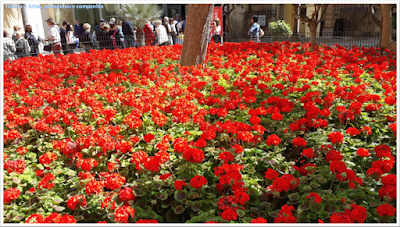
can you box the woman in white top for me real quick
[163,17,173,45]
[67,24,79,50]
[155,20,168,46]
[210,18,222,43]
[169,17,177,45]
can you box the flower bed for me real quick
[3,41,397,223]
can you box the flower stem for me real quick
[329,175,336,190]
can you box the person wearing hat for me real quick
[45,17,62,56]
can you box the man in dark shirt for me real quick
[98,24,112,50]
[74,20,81,38]
[95,19,104,36]
[94,19,104,47]
[122,15,135,48]
[60,21,69,54]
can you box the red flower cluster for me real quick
[119,187,136,201]
[38,173,56,189]
[328,132,344,144]
[174,180,187,190]
[266,134,281,146]
[4,159,26,174]
[378,174,397,201]
[376,203,396,217]
[66,195,87,210]
[4,188,20,203]
[270,174,299,193]
[330,204,367,223]
[190,175,208,189]
[114,206,135,223]
[274,205,297,223]
[25,213,76,223]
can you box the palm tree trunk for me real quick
[136,27,146,47]
[20,4,29,28]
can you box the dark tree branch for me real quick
[317,4,329,24]
[368,4,382,29]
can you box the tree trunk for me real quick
[309,24,317,45]
[380,4,396,51]
[180,4,214,67]
[224,4,235,33]
[136,27,146,47]
[20,4,29,28]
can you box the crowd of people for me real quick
[3,14,188,61]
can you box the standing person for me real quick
[122,15,135,48]
[174,14,180,24]
[60,21,69,54]
[67,24,79,51]
[181,16,186,33]
[143,20,156,46]
[96,22,106,49]
[15,31,30,58]
[94,19,104,47]
[248,16,260,43]
[169,17,177,45]
[155,20,168,46]
[80,23,94,53]
[109,23,124,49]
[176,16,185,34]
[163,17,172,45]
[98,24,112,50]
[132,26,137,47]
[12,25,22,42]
[45,17,62,56]
[3,30,17,61]
[74,20,81,38]
[210,18,221,44]
[24,25,40,57]
[95,19,104,35]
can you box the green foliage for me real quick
[268,20,293,37]
[117,4,163,28]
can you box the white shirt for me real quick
[176,22,182,33]
[170,23,177,34]
[48,25,61,44]
[155,25,168,45]
[210,25,221,36]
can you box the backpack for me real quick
[25,39,31,53]
[26,35,34,52]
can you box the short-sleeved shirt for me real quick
[48,25,61,44]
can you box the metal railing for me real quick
[3,30,392,62]
[223,31,383,48]
[3,34,181,61]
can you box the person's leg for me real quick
[62,43,67,54]
[125,37,132,48]
[52,43,62,56]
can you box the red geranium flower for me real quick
[356,148,370,157]
[190,175,208,189]
[376,203,396,217]
[306,192,322,204]
[328,132,343,144]
[266,134,281,146]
